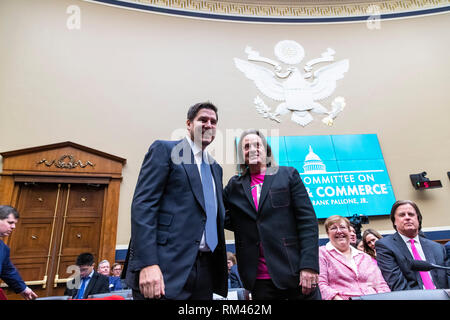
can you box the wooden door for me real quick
[0,141,126,299]
[4,182,105,297]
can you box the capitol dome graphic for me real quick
[303,146,327,173]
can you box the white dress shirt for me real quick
[399,233,426,260]
[326,241,362,275]
[186,136,217,252]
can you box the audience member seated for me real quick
[362,229,383,262]
[98,259,122,291]
[318,215,390,300]
[376,200,450,291]
[227,252,243,288]
[112,262,128,290]
[355,239,364,252]
[64,253,110,299]
[111,263,122,277]
[348,225,357,247]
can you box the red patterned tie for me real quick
[409,239,435,290]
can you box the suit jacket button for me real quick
[195,240,200,244]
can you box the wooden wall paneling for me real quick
[0,175,15,206]
[99,179,121,264]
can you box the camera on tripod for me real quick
[349,214,369,240]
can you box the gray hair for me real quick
[98,260,110,267]
[0,205,19,220]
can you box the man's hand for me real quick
[139,265,165,299]
[299,269,319,295]
[20,287,38,300]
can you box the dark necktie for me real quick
[200,153,218,252]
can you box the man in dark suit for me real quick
[376,200,450,291]
[0,205,37,300]
[65,252,110,299]
[125,102,228,300]
[224,130,320,300]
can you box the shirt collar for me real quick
[186,135,203,157]
[83,269,94,280]
[326,241,361,258]
[398,232,420,244]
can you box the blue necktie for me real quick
[200,153,218,252]
[76,276,89,299]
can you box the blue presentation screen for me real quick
[266,134,396,219]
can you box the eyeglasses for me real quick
[329,225,348,232]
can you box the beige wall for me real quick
[1,0,449,247]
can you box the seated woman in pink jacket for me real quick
[318,215,390,300]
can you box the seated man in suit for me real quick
[65,253,110,299]
[227,252,243,289]
[98,259,122,291]
[376,200,450,291]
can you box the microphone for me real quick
[411,260,450,271]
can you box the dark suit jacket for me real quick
[376,232,450,291]
[223,166,319,291]
[125,139,228,299]
[229,264,243,289]
[64,271,110,299]
[0,240,26,293]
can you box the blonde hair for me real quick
[226,252,237,265]
[324,215,351,234]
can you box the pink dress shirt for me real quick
[250,172,271,280]
[318,243,390,300]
